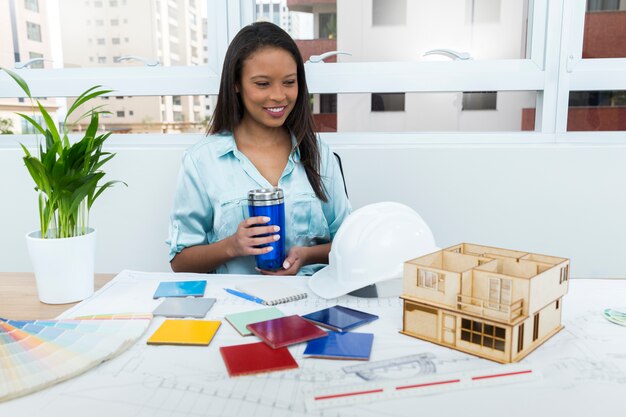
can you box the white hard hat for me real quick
[309,202,439,299]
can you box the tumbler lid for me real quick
[248,187,284,202]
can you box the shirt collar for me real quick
[214,131,237,158]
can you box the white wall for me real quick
[2,135,626,278]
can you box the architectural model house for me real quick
[401,243,570,363]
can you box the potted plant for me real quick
[1,68,124,304]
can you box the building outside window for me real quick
[371,93,405,112]
[372,0,406,26]
[462,92,498,111]
[28,52,44,68]
[26,22,42,41]
[21,116,44,134]
[24,0,39,12]
[319,13,336,39]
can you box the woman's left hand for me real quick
[259,246,308,276]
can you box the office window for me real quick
[28,52,44,68]
[567,91,626,131]
[172,96,182,106]
[371,93,405,112]
[372,0,406,26]
[97,56,106,63]
[94,0,102,7]
[55,1,209,69]
[110,0,118,6]
[97,38,105,45]
[24,0,39,12]
[583,2,626,58]
[61,95,213,134]
[462,92,498,111]
[26,22,42,42]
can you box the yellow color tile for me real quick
[147,319,221,346]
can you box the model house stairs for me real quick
[401,243,570,363]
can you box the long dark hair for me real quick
[209,21,327,202]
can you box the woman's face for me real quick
[237,46,298,130]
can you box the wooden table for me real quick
[0,273,114,320]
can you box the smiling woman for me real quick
[166,21,352,277]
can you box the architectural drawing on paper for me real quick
[401,243,570,363]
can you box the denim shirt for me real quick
[167,132,352,275]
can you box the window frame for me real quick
[0,0,624,144]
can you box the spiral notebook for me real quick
[235,280,307,306]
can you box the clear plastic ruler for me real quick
[304,362,538,411]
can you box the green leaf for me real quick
[1,67,32,98]
[6,72,125,238]
[88,180,127,209]
[36,100,61,144]
[16,113,46,136]
[65,86,113,121]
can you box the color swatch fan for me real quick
[0,314,152,403]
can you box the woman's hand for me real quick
[225,216,281,258]
[259,246,308,276]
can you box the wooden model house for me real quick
[400,243,569,363]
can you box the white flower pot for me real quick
[26,228,96,304]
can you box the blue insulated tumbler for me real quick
[248,188,285,270]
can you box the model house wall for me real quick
[401,243,569,363]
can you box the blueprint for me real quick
[1,271,625,417]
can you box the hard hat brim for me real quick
[308,264,397,299]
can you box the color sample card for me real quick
[246,315,327,349]
[220,342,298,377]
[147,319,220,346]
[153,298,216,318]
[224,307,285,336]
[302,305,379,332]
[0,315,151,403]
[153,280,207,299]
[303,331,374,360]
